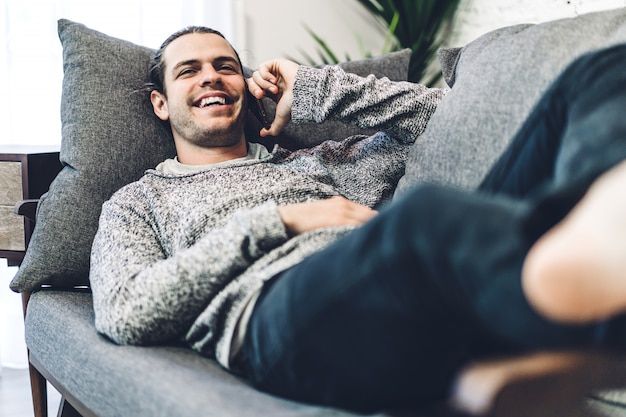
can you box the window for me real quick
[0,0,237,368]
[0,0,237,146]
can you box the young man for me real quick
[90,26,626,412]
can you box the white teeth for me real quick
[199,96,226,107]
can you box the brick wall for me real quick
[450,0,626,46]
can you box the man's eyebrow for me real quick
[213,56,242,71]
[171,59,200,75]
[171,56,241,75]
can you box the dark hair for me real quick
[146,26,244,96]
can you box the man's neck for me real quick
[175,139,248,165]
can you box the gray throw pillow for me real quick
[10,19,411,292]
[395,7,626,196]
[11,19,176,292]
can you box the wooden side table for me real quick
[0,145,63,267]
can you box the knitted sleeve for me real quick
[90,187,288,346]
[291,65,448,144]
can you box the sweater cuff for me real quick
[243,201,289,256]
[292,66,326,124]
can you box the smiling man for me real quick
[90,26,626,414]
[149,29,250,164]
[90,25,447,411]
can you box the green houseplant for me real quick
[295,0,462,86]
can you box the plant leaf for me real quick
[294,0,462,85]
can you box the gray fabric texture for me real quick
[10,20,177,292]
[436,47,462,88]
[266,49,412,149]
[10,19,410,292]
[18,12,626,416]
[90,64,445,368]
[25,291,626,417]
[26,290,390,417]
[395,7,626,196]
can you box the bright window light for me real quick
[0,0,235,146]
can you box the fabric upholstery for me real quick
[395,7,626,196]
[25,290,394,417]
[16,11,626,417]
[10,19,410,292]
[436,47,462,88]
[23,291,626,417]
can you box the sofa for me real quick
[9,7,626,417]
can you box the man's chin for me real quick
[175,114,247,146]
[191,129,246,148]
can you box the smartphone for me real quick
[247,89,271,130]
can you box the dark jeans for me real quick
[239,44,626,412]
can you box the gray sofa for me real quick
[10,8,626,417]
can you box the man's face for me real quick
[151,33,248,150]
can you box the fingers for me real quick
[260,91,292,137]
[248,59,300,138]
[249,60,282,97]
[249,69,277,98]
[259,120,288,138]
[278,197,378,236]
[331,196,378,225]
[250,58,299,98]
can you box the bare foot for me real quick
[522,160,626,324]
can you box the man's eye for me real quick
[219,65,238,73]
[179,68,196,77]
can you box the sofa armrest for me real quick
[15,199,39,223]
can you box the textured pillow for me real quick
[436,46,462,88]
[10,19,410,292]
[10,19,177,291]
[395,7,626,196]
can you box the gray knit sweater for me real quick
[90,65,447,368]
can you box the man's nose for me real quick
[200,66,222,86]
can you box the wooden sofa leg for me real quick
[28,359,48,417]
[22,292,49,417]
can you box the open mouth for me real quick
[195,96,228,108]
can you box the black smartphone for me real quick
[247,89,271,130]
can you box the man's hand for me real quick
[248,58,300,137]
[278,196,377,236]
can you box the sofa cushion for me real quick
[10,19,410,292]
[25,290,388,417]
[395,7,626,196]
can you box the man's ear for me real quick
[150,90,170,121]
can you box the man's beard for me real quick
[170,109,247,148]
[180,122,243,148]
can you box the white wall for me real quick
[236,0,386,68]
[239,0,625,68]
